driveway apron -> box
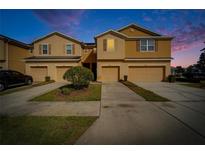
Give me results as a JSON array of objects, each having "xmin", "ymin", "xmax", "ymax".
[{"xmin": 76, "ymin": 82, "xmax": 205, "ymax": 144}]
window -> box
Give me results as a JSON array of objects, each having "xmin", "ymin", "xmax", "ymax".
[
  {"xmin": 42, "ymin": 44, "xmax": 48, "ymax": 54},
  {"xmin": 140, "ymin": 39, "xmax": 155, "ymax": 52},
  {"xmin": 66, "ymin": 44, "xmax": 73, "ymax": 55},
  {"xmin": 107, "ymin": 39, "xmax": 115, "ymax": 52}
]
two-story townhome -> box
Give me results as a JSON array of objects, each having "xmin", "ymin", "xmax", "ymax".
[
  {"xmin": 0, "ymin": 35, "xmax": 32, "ymax": 73},
  {"xmin": 24, "ymin": 32, "xmax": 97, "ymax": 81},
  {"xmin": 1, "ymin": 23, "xmax": 173, "ymax": 82},
  {"xmin": 95, "ymin": 24, "xmax": 173, "ymax": 82}
]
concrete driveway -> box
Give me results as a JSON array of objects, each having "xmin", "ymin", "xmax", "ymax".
[
  {"xmin": 0, "ymin": 82, "xmax": 100, "ymax": 116},
  {"xmin": 76, "ymin": 82, "xmax": 205, "ymax": 144},
  {"xmin": 136, "ymin": 82, "xmax": 205, "ymax": 102}
]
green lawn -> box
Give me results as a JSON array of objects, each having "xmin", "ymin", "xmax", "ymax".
[
  {"xmin": 0, "ymin": 116, "xmax": 97, "ymax": 144},
  {"xmin": 0, "ymin": 80, "xmax": 55, "ymax": 96},
  {"xmin": 30, "ymin": 84, "xmax": 101, "ymax": 102},
  {"xmin": 121, "ymin": 81, "xmax": 170, "ymax": 102}
]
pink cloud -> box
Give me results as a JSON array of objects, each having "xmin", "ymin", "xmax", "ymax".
[{"xmin": 157, "ymin": 22, "xmax": 205, "ymax": 52}]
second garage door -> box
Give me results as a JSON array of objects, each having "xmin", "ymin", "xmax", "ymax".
[
  {"xmin": 101, "ymin": 66, "xmax": 119, "ymax": 82},
  {"xmin": 30, "ymin": 66, "xmax": 48, "ymax": 82},
  {"xmin": 128, "ymin": 66, "xmax": 164, "ymax": 82},
  {"xmin": 56, "ymin": 66, "xmax": 71, "ymax": 82}
]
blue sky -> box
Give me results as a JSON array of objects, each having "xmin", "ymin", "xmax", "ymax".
[{"xmin": 0, "ymin": 9, "xmax": 205, "ymax": 67}]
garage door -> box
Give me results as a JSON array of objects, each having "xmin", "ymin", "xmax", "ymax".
[
  {"xmin": 56, "ymin": 66, "xmax": 71, "ymax": 82},
  {"xmin": 30, "ymin": 66, "xmax": 48, "ymax": 82},
  {"xmin": 101, "ymin": 66, "xmax": 119, "ymax": 82},
  {"xmin": 128, "ymin": 66, "xmax": 164, "ymax": 82}
]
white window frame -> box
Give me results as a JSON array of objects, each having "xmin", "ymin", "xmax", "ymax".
[
  {"xmin": 107, "ymin": 38, "xmax": 115, "ymax": 52},
  {"xmin": 140, "ymin": 39, "xmax": 155, "ymax": 52},
  {"xmin": 42, "ymin": 43, "xmax": 49, "ymax": 55},
  {"xmin": 66, "ymin": 43, "xmax": 73, "ymax": 55}
]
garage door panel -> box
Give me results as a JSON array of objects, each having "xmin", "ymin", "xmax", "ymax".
[
  {"xmin": 56, "ymin": 66, "xmax": 71, "ymax": 82},
  {"xmin": 128, "ymin": 66, "xmax": 164, "ymax": 82},
  {"xmin": 102, "ymin": 67, "xmax": 119, "ymax": 82},
  {"xmin": 30, "ymin": 66, "xmax": 48, "ymax": 82}
]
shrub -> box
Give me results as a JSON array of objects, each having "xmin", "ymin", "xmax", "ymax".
[
  {"xmin": 167, "ymin": 75, "xmax": 176, "ymax": 83},
  {"xmin": 63, "ymin": 66, "xmax": 94, "ymax": 89},
  {"xmin": 61, "ymin": 87, "xmax": 72, "ymax": 95},
  {"xmin": 45, "ymin": 76, "xmax": 51, "ymax": 82}
]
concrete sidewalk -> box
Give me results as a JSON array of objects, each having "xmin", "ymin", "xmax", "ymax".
[
  {"xmin": 76, "ymin": 82, "xmax": 205, "ymax": 144},
  {"xmin": 0, "ymin": 82, "xmax": 100, "ymax": 116}
]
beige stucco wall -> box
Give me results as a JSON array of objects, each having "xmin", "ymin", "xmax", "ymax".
[
  {"xmin": 119, "ymin": 28, "xmax": 151, "ymax": 36},
  {"xmin": 25, "ymin": 61, "xmax": 81, "ymax": 81},
  {"xmin": 125, "ymin": 40, "xmax": 171, "ymax": 58},
  {"xmin": 33, "ymin": 34, "xmax": 82, "ymax": 57},
  {"xmin": 8, "ymin": 44, "xmax": 32, "ymax": 73},
  {"xmin": 97, "ymin": 34, "xmax": 125, "ymax": 60},
  {"xmin": 0, "ymin": 40, "xmax": 5, "ymax": 61},
  {"xmin": 97, "ymin": 60, "xmax": 171, "ymax": 82},
  {"xmin": 0, "ymin": 40, "xmax": 6, "ymax": 69}
]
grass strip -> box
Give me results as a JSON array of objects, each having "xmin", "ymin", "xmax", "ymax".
[{"xmin": 121, "ymin": 81, "xmax": 170, "ymax": 102}]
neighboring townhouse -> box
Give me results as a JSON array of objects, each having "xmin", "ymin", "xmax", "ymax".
[
  {"xmin": 1, "ymin": 23, "xmax": 173, "ymax": 82},
  {"xmin": 95, "ymin": 24, "xmax": 173, "ymax": 82},
  {"xmin": 24, "ymin": 32, "xmax": 97, "ymax": 81},
  {"xmin": 0, "ymin": 35, "xmax": 32, "ymax": 73}
]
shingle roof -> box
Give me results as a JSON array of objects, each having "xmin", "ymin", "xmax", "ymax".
[{"xmin": 0, "ymin": 34, "xmax": 31, "ymax": 49}]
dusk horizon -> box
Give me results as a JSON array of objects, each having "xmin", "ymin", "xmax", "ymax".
[{"xmin": 1, "ymin": 9, "xmax": 205, "ymax": 67}]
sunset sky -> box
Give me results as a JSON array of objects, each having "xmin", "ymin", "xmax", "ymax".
[{"xmin": 0, "ymin": 9, "xmax": 205, "ymax": 67}]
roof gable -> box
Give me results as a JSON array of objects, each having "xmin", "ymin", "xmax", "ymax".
[
  {"xmin": 32, "ymin": 32, "xmax": 82, "ymax": 44},
  {"xmin": 118, "ymin": 23, "xmax": 161, "ymax": 36},
  {"xmin": 95, "ymin": 30, "xmax": 128, "ymax": 39}
]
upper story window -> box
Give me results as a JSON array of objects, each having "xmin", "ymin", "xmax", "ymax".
[
  {"xmin": 42, "ymin": 44, "xmax": 48, "ymax": 54},
  {"xmin": 140, "ymin": 39, "xmax": 155, "ymax": 52},
  {"xmin": 66, "ymin": 44, "xmax": 73, "ymax": 55},
  {"xmin": 104, "ymin": 39, "xmax": 115, "ymax": 52}
]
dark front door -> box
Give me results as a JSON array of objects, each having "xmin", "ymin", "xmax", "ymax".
[
  {"xmin": 92, "ymin": 63, "xmax": 97, "ymax": 81},
  {"xmin": 83, "ymin": 63, "xmax": 90, "ymax": 69}
]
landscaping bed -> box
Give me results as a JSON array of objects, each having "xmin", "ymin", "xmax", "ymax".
[
  {"xmin": 121, "ymin": 81, "xmax": 170, "ymax": 102},
  {"xmin": 0, "ymin": 116, "xmax": 97, "ymax": 144},
  {"xmin": 30, "ymin": 84, "xmax": 101, "ymax": 102},
  {"xmin": 0, "ymin": 80, "xmax": 55, "ymax": 96}
]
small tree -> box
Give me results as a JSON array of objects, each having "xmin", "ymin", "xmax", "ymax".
[
  {"xmin": 197, "ymin": 42, "xmax": 205, "ymax": 72},
  {"xmin": 175, "ymin": 66, "xmax": 185, "ymax": 77},
  {"xmin": 63, "ymin": 66, "xmax": 94, "ymax": 89}
]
